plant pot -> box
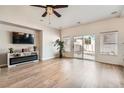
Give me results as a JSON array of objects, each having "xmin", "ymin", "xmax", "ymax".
[
  {"xmin": 59, "ymin": 50, "xmax": 63, "ymax": 58},
  {"xmin": 10, "ymin": 51, "xmax": 13, "ymax": 53}
]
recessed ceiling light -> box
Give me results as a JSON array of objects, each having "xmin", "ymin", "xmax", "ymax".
[
  {"xmin": 40, "ymin": 19, "xmax": 43, "ymax": 21},
  {"xmin": 77, "ymin": 22, "xmax": 81, "ymax": 24}
]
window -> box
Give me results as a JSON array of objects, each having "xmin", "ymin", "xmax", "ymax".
[
  {"xmin": 100, "ymin": 31, "xmax": 118, "ymax": 55},
  {"xmin": 63, "ymin": 37, "xmax": 72, "ymax": 52}
]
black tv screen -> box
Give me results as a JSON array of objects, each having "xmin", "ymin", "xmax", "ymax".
[{"xmin": 12, "ymin": 32, "xmax": 34, "ymax": 44}]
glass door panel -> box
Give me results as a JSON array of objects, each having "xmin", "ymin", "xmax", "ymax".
[
  {"xmin": 73, "ymin": 36, "xmax": 83, "ymax": 59},
  {"xmin": 83, "ymin": 35, "xmax": 95, "ymax": 60},
  {"xmin": 63, "ymin": 37, "xmax": 73, "ymax": 57}
]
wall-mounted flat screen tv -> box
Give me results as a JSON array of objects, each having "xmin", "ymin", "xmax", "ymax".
[{"xmin": 12, "ymin": 32, "xmax": 34, "ymax": 44}]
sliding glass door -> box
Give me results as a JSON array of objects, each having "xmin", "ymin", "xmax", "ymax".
[
  {"xmin": 73, "ymin": 36, "xmax": 83, "ymax": 59},
  {"xmin": 63, "ymin": 35, "xmax": 95, "ymax": 60},
  {"xmin": 83, "ymin": 35, "xmax": 95, "ymax": 60},
  {"xmin": 63, "ymin": 37, "xmax": 73, "ymax": 57},
  {"xmin": 73, "ymin": 35, "xmax": 95, "ymax": 60}
]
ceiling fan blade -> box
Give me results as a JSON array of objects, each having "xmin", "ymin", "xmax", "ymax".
[
  {"xmin": 53, "ymin": 5, "xmax": 68, "ymax": 9},
  {"xmin": 30, "ymin": 5, "xmax": 46, "ymax": 8},
  {"xmin": 42, "ymin": 12, "xmax": 47, "ymax": 17},
  {"xmin": 53, "ymin": 10, "xmax": 61, "ymax": 17}
]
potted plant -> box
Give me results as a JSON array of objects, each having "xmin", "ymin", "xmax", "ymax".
[
  {"xmin": 54, "ymin": 39, "xmax": 64, "ymax": 58},
  {"xmin": 9, "ymin": 48, "xmax": 14, "ymax": 53}
]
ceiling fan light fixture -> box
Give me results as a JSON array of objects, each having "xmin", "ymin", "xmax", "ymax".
[
  {"xmin": 47, "ymin": 7, "xmax": 53, "ymax": 15},
  {"xmin": 31, "ymin": 5, "xmax": 68, "ymax": 17}
]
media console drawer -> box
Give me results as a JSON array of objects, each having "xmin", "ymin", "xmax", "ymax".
[{"xmin": 9, "ymin": 55, "xmax": 38, "ymax": 65}]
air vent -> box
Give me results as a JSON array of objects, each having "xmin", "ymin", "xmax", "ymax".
[{"xmin": 111, "ymin": 11, "xmax": 118, "ymax": 15}]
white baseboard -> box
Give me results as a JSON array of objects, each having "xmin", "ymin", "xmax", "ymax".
[
  {"xmin": 41, "ymin": 56, "xmax": 56, "ymax": 61},
  {"xmin": 95, "ymin": 60, "xmax": 124, "ymax": 67},
  {"xmin": 0, "ymin": 64, "xmax": 7, "ymax": 68}
]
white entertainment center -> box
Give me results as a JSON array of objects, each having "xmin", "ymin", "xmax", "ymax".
[{"xmin": 7, "ymin": 51, "xmax": 39, "ymax": 68}]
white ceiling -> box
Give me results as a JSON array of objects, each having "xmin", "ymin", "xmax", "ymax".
[{"xmin": 0, "ymin": 5, "xmax": 124, "ymax": 30}]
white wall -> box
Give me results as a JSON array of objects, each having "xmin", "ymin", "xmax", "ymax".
[
  {"xmin": 41, "ymin": 27, "xmax": 60, "ymax": 60},
  {"xmin": 61, "ymin": 17, "xmax": 124, "ymax": 66}
]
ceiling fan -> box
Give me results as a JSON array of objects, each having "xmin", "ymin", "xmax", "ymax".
[{"xmin": 31, "ymin": 5, "xmax": 68, "ymax": 17}]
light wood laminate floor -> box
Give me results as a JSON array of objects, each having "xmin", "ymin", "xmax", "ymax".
[{"xmin": 0, "ymin": 58, "xmax": 124, "ymax": 88}]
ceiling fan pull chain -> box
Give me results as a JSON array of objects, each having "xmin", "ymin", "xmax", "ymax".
[{"xmin": 49, "ymin": 14, "xmax": 51, "ymax": 24}]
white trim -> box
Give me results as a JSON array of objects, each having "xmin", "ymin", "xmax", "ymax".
[
  {"xmin": 41, "ymin": 56, "xmax": 56, "ymax": 61},
  {"xmin": 95, "ymin": 60, "xmax": 124, "ymax": 66},
  {"xmin": 0, "ymin": 64, "xmax": 7, "ymax": 67},
  {"xmin": 8, "ymin": 60, "xmax": 39, "ymax": 68}
]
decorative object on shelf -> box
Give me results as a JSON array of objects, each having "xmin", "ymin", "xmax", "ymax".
[
  {"xmin": 9, "ymin": 48, "xmax": 14, "ymax": 53},
  {"xmin": 33, "ymin": 46, "xmax": 37, "ymax": 51},
  {"xmin": 54, "ymin": 39, "xmax": 64, "ymax": 58},
  {"xmin": 13, "ymin": 53, "xmax": 21, "ymax": 57},
  {"xmin": 22, "ymin": 49, "xmax": 24, "ymax": 52}
]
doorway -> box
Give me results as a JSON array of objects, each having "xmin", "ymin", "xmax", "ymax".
[
  {"xmin": 73, "ymin": 36, "xmax": 83, "ymax": 59},
  {"xmin": 83, "ymin": 35, "xmax": 95, "ymax": 60},
  {"xmin": 73, "ymin": 35, "xmax": 95, "ymax": 60}
]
